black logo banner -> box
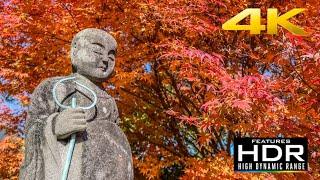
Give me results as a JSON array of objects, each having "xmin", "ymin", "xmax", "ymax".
[{"xmin": 234, "ymin": 138, "xmax": 308, "ymax": 172}]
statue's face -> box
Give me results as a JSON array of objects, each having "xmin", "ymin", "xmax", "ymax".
[{"xmin": 72, "ymin": 33, "xmax": 116, "ymax": 82}]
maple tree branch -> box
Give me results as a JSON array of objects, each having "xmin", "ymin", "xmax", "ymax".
[
  {"xmin": 135, "ymin": 80, "xmax": 170, "ymax": 110},
  {"xmin": 153, "ymin": 60, "xmax": 171, "ymax": 108},
  {"xmin": 212, "ymin": 128, "xmax": 226, "ymax": 151},
  {"xmin": 161, "ymin": 86, "xmax": 201, "ymax": 115},
  {"xmin": 195, "ymin": 75, "xmax": 209, "ymax": 104},
  {"xmin": 134, "ymin": 131, "xmax": 184, "ymax": 157},
  {"xmin": 130, "ymin": 31, "xmax": 144, "ymax": 43},
  {"xmin": 183, "ymin": 128, "xmax": 216, "ymax": 157},
  {"xmin": 165, "ymin": 70, "xmax": 192, "ymax": 116},
  {"xmin": 226, "ymin": 129, "xmax": 234, "ymax": 156},
  {"xmin": 169, "ymin": 121, "xmax": 190, "ymax": 156},
  {"xmin": 289, "ymin": 57, "xmax": 319, "ymax": 95},
  {"xmin": 189, "ymin": 86, "xmax": 204, "ymax": 104},
  {"xmin": 185, "ymin": 130, "xmax": 217, "ymax": 157},
  {"xmin": 114, "ymin": 2, "xmax": 125, "ymax": 12},
  {"xmin": 184, "ymin": 137, "xmax": 203, "ymax": 158},
  {"xmin": 120, "ymin": 86, "xmax": 163, "ymax": 110},
  {"xmin": 47, "ymin": 33, "xmax": 71, "ymax": 43},
  {"xmin": 60, "ymin": 3, "xmax": 80, "ymax": 31},
  {"xmin": 21, "ymin": 30, "xmax": 71, "ymax": 43}
]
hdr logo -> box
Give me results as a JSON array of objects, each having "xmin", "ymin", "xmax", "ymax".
[
  {"xmin": 234, "ymin": 138, "xmax": 308, "ymax": 172},
  {"xmin": 222, "ymin": 8, "xmax": 307, "ymax": 35}
]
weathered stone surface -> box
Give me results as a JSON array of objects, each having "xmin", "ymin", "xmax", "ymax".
[{"xmin": 19, "ymin": 28, "xmax": 133, "ymax": 180}]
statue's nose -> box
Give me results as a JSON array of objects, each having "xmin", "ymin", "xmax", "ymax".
[{"xmin": 102, "ymin": 59, "xmax": 109, "ymax": 68}]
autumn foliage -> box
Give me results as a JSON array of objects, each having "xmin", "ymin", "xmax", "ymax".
[{"xmin": 0, "ymin": 0, "xmax": 320, "ymax": 179}]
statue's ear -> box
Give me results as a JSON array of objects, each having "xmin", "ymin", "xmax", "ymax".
[
  {"xmin": 114, "ymin": 49, "xmax": 117, "ymax": 56},
  {"xmin": 108, "ymin": 49, "xmax": 116, "ymax": 56}
]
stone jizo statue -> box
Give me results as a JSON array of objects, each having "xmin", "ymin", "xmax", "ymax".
[{"xmin": 19, "ymin": 28, "xmax": 133, "ymax": 180}]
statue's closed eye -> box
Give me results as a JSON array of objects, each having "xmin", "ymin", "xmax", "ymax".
[
  {"xmin": 93, "ymin": 51, "xmax": 103, "ymax": 55},
  {"xmin": 91, "ymin": 42, "xmax": 104, "ymax": 55},
  {"xmin": 92, "ymin": 42, "xmax": 105, "ymax": 49}
]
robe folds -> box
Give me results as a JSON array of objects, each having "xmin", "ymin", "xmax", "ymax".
[{"xmin": 19, "ymin": 73, "xmax": 133, "ymax": 180}]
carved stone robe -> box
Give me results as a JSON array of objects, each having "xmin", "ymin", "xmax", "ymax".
[{"xmin": 19, "ymin": 73, "xmax": 133, "ymax": 180}]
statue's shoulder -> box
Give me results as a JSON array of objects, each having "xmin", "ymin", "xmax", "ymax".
[
  {"xmin": 32, "ymin": 75, "xmax": 69, "ymax": 97},
  {"xmin": 37, "ymin": 75, "xmax": 70, "ymax": 87}
]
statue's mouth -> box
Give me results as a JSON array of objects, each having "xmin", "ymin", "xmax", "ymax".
[{"xmin": 99, "ymin": 64, "xmax": 108, "ymax": 72}]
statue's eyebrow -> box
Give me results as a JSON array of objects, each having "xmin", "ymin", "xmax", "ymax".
[
  {"xmin": 108, "ymin": 50, "xmax": 116, "ymax": 55},
  {"xmin": 91, "ymin": 42, "xmax": 105, "ymax": 49}
]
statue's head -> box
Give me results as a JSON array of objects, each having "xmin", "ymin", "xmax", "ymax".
[{"xmin": 71, "ymin": 28, "xmax": 117, "ymax": 82}]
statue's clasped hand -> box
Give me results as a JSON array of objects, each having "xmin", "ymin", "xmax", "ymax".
[{"xmin": 54, "ymin": 108, "xmax": 88, "ymax": 140}]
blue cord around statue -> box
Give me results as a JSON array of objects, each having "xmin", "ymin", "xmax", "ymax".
[{"xmin": 52, "ymin": 76, "xmax": 97, "ymax": 180}]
